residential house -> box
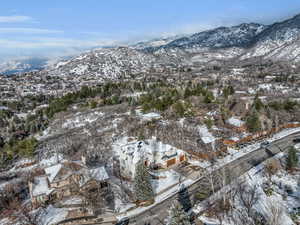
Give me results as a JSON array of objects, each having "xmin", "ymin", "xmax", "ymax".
[
  {"xmin": 226, "ymin": 116, "xmax": 247, "ymax": 132},
  {"xmin": 114, "ymin": 137, "xmax": 187, "ymax": 179},
  {"xmin": 29, "ymin": 160, "xmax": 109, "ymax": 208}
]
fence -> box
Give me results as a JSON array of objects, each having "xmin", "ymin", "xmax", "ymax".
[{"xmin": 223, "ymin": 123, "xmax": 300, "ymax": 146}]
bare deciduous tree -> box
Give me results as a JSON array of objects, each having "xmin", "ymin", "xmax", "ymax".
[
  {"xmin": 267, "ymin": 201, "xmax": 284, "ymax": 225},
  {"xmin": 70, "ymin": 173, "xmax": 107, "ymax": 216},
  {"xmin": 230, "ymin": 179, "xmax": 261, "ymax": 225},
  {"xmin": 264, "ymin": 158, "xmax": 281, "ymax": 182}
]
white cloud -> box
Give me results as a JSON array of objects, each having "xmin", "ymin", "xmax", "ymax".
[
  {"xmin": 0, "ymin": 28, "xmax": 63, "ymax": 34},
  {"xmin": 0, "ymin": 37, "xmax": 118, "ymax": 49},
  {"xmin": 0, "ymin": 15, "xmax": 32, "ymax": 23}
]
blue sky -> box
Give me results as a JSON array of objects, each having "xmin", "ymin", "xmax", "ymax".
[{"xmin": 1, "ymin": 0, "xmax": 300, "ymax": 59}]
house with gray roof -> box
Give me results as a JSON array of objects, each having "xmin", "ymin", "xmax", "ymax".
[{"xmin": 29, "ymin": 160, "xmax": 109, "ymax": 208}]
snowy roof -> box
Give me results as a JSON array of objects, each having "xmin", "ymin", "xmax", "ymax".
[
  {"xmin": 226, "ymin": 116, "xmax": 245, "ymax": 127},
  {"xmin": 198, "ymin": 125, "xmax": 216, "ymax": 144},
  {"xmin": 0, "ymin": 106, "xmax": 8, "ymax": 110},
  {"xmin": 115, "ymin": 137, "xmax": 183, "ymax": 166},
  {"xmin": 89, "ymin": 167, "xmax": 109, "ymax": 181},
  {"xmin": 136, "ymin": 109, "xmax": 161, "ymax": 121},
  {"xmin": 45, "ymin": 164, "xmax": 62, "ymax": 183},
  {"xmin": 78, "ymin": 167, "xmax": 109, "ymax": 187},
  {"xmin": 32, "ymin": 176, "xmax": 53, "ymax": 197}
]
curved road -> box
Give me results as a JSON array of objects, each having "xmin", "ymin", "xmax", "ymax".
[{"xmin": 123, "ymin": 133, "xmax": 298, "ymax": 225}]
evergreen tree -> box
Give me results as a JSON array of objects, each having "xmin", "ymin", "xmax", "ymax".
[
  {"xmin": 203, "ymin": 91, "xmax": 214, "ymax": 104},
  {"xmin": 223, "ymin": 85, "xmax": 235, "ymax": 99},
  {"xmin": 287, "ymin": 147, "xmax": 299, "ymax": 170},
  {"xmin": 0, "ymin": 136, "xmax": 4, "ymax": 148},
  {"xmin": 246, "ymin": 111, "xmax": 261, "ymax": 133},
  {"xmin": 173, "ymin": 102, "xmax": 185, "ymax": 117},
  {"xmin": 166, "ymin": 202, "xmax": 192, "ymax": 225},
  {"xmin": 253, "ymin": 94, "xmax": 264, "ymax": 112},
  {"xmin": 134, "ymin": 160, "xmax": 154, "ymax": 202}
]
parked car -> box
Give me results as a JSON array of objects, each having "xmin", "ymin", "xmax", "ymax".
[
  {"xmin": 116, "ymin": 217, "xmax": 129, "ymax": 225},
  {"xmin": 293, "ymin": 137, "xmax": 300, "ymax": 143},
  {"xmin": 260, "ymin": 141, "xmax": 270, "ymax": 148}
]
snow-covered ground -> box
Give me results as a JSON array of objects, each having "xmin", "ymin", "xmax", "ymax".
[
  {"xmin": 150, "ymin": 170, "xmax": 181, "ymax": 194},
  {"xmin": 0, "ymin": 218, "xmax": 10, "ymax": 225},
  {"xmin": 39, "ymin": 154, "xmax": 64, "ymax": 167},
  {"xmin": 37, "ymin": 205, "xmax": 69, "ymax": 225},
  {"xmin": 116, "ymin": 178, "xmax": 194, "ymax": 219},
  {"xmin": 62, "ymin": 111, "xmax": 104, "ymax": 129},
  {"xmin": 193, "ymin": 144, "xmax": 300, "ymax": 225},
  {"xmin": 117, "ymin": 127, "xmax": 300, "ymax": 221},
  {"xmin": 135, "ymin": 109, "xmax": 161, "ymax": 121},
  {"xmin": 35, "ymin": 110, "xmax": 105, "ymax": 141}
]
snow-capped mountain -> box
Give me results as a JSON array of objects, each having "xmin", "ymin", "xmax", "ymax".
[
  {"xmin": 48, "ymin": 47, "xmax": 159, "ymax": 80},
  {"xmin": 0, "ymin": 57, "xmax": 48, "ymax": 75},
  {"xmin": 161, "ymin": 23, "xmax": 267, "ymax": 49},
  {"xmin": 31, "ymin": 13, "xmax": 300, "ymax": 80},
  {"xmin": 241, "ymin": 14, "xmax": 300, "ymax": 61},
  {"xmin": 132, "ymin": 35, "xmax": 183, "ymax": 49},
  {"xmin": 149, "ymin": 14, "xmax": 300, "ymax": 64}
]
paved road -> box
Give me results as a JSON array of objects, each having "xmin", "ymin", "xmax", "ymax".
[{"xmin": 125, "ymin": 133, "xmax": 297, "ymax": 225}]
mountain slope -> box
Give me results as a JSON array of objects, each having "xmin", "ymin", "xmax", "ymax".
[
  {"xmin": 39, "ymin": 13, "xmax": 300, "ymax": 80},
  {"xmin": 0, "ymin": 57, "xmax": 48, "ymax": 75},
  {"xmin": 163, "ymin": 23, "xmax": 266, "ymax": 49},
  {"xmin": 241, "ymin": 14, "xmax": 300, "ymax": 61},
  {"xmin": 47, "ymin": 47, "xmax": 159, "ymax": 80}
]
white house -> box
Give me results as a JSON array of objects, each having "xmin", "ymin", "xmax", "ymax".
[{"xmin": 113, "ymin": 137, "xmax": 187, "ymax": 179}]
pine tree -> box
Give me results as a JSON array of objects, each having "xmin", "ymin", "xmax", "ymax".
[
  {"xmin": 253, "ymin": 94, "xmax": 264, "ymax": 112},
  {"xmin": 134, "ymin": 160, "xmax": 154, "ymax": 203},
  {"xmin": 287, "ymin": 147, "xmax": 299, "ymax": 170},
  {"xmin": 246, "ymin": 111, "xmax": 261, "ymax": 133},
  {"xmin": 166, "ymin": 203, "xmax": 192, "ymax": 225}
]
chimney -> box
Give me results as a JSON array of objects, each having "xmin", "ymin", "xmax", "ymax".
[{"xmin": 81, "ymin": 155, "xmax": 87, "ymax": 165}]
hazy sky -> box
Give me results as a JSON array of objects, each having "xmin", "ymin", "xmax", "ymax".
[{"xmin": 1, "ymin": 0, "xmax": 300, "ymax": 59}]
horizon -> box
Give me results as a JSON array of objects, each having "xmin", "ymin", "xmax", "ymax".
[{"xmin": 1, "ymin": 0, "xmax": 300, "ymax": 61}]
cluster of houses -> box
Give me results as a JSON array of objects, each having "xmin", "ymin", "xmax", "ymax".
[{"xmin": 29, "ymin": 158, "xmax": 109, "ymax": 208}]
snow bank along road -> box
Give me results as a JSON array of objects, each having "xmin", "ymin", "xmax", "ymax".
[{"xmin": 124, "ymin": 130, "xmax": 300, "ymax": 225}]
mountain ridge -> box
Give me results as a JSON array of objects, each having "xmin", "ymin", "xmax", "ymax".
[{"xmin": 3, "ymin": 13, "xmax": 300, "ymax": 76}]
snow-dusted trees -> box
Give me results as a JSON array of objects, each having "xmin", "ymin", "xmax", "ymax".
[
  {"xmin": 166, "ymin": 202, "xmax": 192, "ymax": 225},
  {"xmin": 133, "ymin": 160, "xmax": 154, "ymax": 204},
  {"xmin": 231, "ymin": 181, "xmax": 262, "ymax": 225},
  {"xmin": 266, "ymin": 201, "xmax": 284, "ymax": 225},
  {"xmin": 265, "ymin": 158, "xmax": 281, "ymax": 182},
  {"xmin": 70, "ymin": 175, "xmax": 107, "ymax": 215}
]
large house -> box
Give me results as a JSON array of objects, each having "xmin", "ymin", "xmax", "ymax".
[
  {"xmin": 29, "ymin": 160, "xmax": 109, "ymax": 208},
  {"xmin": 226, "ymin": 116, "xmax": 247, "ymax": 132},
  {"xmin": 114, "ymin": 137, "xmax": 187, "ymax": 179}
]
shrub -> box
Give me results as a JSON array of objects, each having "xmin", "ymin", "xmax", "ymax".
[{"xmin": 204, "ymin": 118, "xmax": 214, "ymax": 129}]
